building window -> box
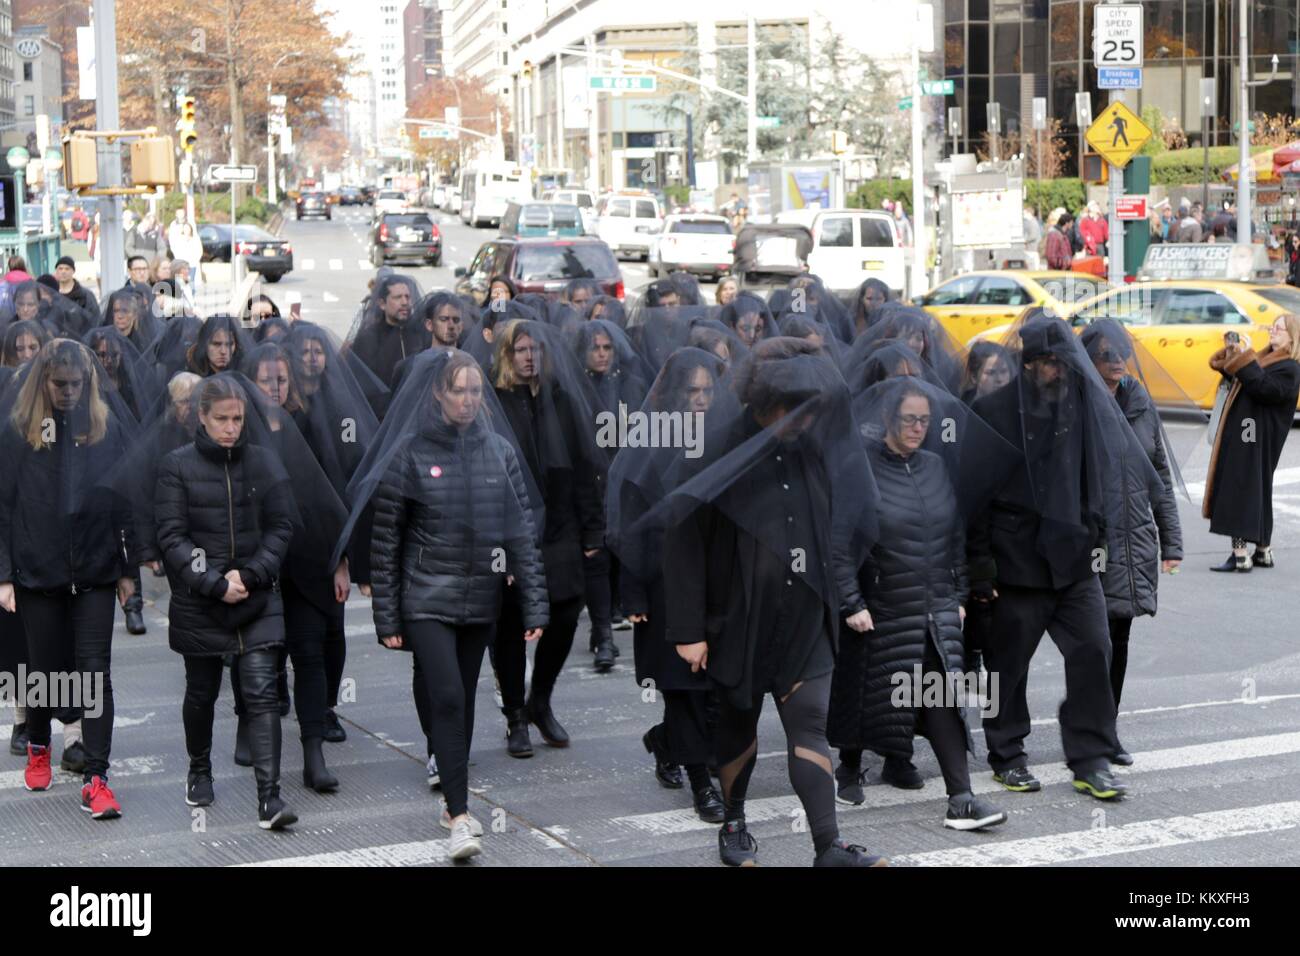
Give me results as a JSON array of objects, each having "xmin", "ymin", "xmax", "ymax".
[
  {"xmin": 23, "ymin": 94, "xmax": 33, "ymax": 116},
  {"xmin": 22, "ymin": 60, "xmax": 30, "ymax": 81}
]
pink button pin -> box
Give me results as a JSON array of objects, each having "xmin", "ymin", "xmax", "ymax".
[{"xmin": 430, "ymin": 465, "xmax": 443, "ymax": 478}]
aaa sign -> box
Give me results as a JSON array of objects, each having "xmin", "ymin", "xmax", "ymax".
[{"xmin": 1085, "ymin": 102, "xmax": 1152, "ymax": 169}]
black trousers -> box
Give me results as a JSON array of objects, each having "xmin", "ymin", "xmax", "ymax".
[
  {"xmin": 282, "ymin": 578, "xmax": 346, "ymax": 740},
  {"xmin": 493, "ymin": 593, "xmax": 582, "ymax": 711},
  {"xmin": 19, "ymin": 587, "xmax": 117, "ymax": 781},
  {"xmin": 183, "ymin": 648, "xmax": 281, "ymax": 800},
  {"xmin": 982, "ymin": 577, "xmax": 1118, "ymax": 775},
  {"xmin": 412, "ymin": 654, "xmax": 433, "ymax": 757},
  {"xmin": 582, "ymin": 548, "xmax": 612, "ymax": 632},
  {"xmin": 405, "ymin": 620, "xmax": 493, "ymax": 817},
  {"xmin": 1108, "ymin": 616, "xmax": 1133, "ymax": 708}
]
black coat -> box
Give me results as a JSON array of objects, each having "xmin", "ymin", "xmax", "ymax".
[
  {"xmin": 1203, "ymin": 347, "xmax": 1300, "ymax": 544},
  {"xmin": 369, "ymin": 414, "xmax": 548, "ymax": 639},
  {"xmin": 0, "ymin": 414, "xmax": 135, "ymax": 592},
  {"xmin": 351, "ymin": 320, "xmax": 429, "ymax": 390},
  {"xmin": 497, "ymin": 383, "xmax": 603, "ymax": 602},
  {"xmin": 154, "ymin": 427, "xmax": 296, "ymax": 657},
  {"xmin": 969, "ymin": 382, "xmax": 1103, "ymax": 590},
  {"xmin": 1100, "ymin": 380, "xmax": 1182, "ymax": 619},
  {"xmin": 828, "ymin": 446, "xmax": 968, "ymax": 756},
  {"xmin": 663, "ymin": 418, "xmax": 838, "ymax": 709}
]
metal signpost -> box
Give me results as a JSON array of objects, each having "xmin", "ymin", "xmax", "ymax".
[
  {"xmin": 210, "ymin": 164, "xmax": 258, "ymax": 288},
  {"xmin": 1092, "ymin": 2, "xmax": 1144, "ymax": 284}
]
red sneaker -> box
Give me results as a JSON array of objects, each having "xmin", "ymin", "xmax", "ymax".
[
  {"xmin": 24, "ymin": 744, "xmax": 51, "ymax": 792},
  {"xmin": 81, "ymin": 776, "xmax": 121, "ymax": 820}
]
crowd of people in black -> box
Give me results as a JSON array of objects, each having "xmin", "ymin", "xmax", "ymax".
[{"xmin": 1, "ymin": 261, "xmax": 1297, "ymax": 866}]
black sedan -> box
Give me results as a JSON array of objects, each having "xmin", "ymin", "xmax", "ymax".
[
  {"xmin": 296, "ymin": 191, "xmax": 331, "ymax": 220},
  {"xmin": 197, "ymin": 223, "xmax": 294, "ymax": 282},
  {"xmin": 338, "ymin": 186, "xmax": 364, "ymax": 206}
]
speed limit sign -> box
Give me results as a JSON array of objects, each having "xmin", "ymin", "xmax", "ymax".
[{"xmin": 1093, "ymin": 4, "xmax": 1143, "ymax": 67}]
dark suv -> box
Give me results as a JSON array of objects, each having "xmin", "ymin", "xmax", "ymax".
[
  {"xmin": 370, "ymin": 211, "xmax": 441, "ymax": 267},
  {"xmin": 296, "ymin": 191, "xmax": 331, "ymax": 221},
  {"xmin": 454, "ymin": 237, "xmax": 623, "ymax": 304}
]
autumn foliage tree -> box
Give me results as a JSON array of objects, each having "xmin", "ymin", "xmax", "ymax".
[{"xmin": 406, "ymin": 75, "xmax": 509, "ymax": 177}]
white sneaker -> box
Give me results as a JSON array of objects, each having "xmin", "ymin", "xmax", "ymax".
[
  {"xmin": 440, "ymin": 805, "xmax": 483, "ymax": 836},
  {"xmin": 447, "ymin": 817, "xmax": 482, "ymax": 860},
  {"xmin": 427, "ymin": 755, "xmax": 440, "ymax": 790}
]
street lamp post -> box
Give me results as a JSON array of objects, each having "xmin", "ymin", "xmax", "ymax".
[
  {"xmin": 6, "ymin": 146, "xmax": 30, "ymax": 269},
  {"xmin": 267, "ymin": 51, "xmax": 303, "ymax": 206}
]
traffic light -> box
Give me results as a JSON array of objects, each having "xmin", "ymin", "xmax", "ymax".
[
  {"xmin": 132, "ymin": 136, "xmax": 177, "ymax": 187},
  {"xmin": 522, "ymin": 60, "xmax": 533, "ymax": 83},
  {"xmin": 177, "ymin": 96, "xmax": 198, "ymax": 153},
  {"xmin": 1080, "ymin": 152, "xmax": 1108, "ymax": 185},
  {"xmin": 830, "ymin": 130, "xmax": 849, "ymax": 155},
  {"xmin": 63, "ymin": 135, "xmax": 98, "ymax": 190}
]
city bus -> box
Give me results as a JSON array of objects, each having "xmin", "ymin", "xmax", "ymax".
[{"xmin": 458, "ymin": 161, "xmax": 532, "ymax": 228}]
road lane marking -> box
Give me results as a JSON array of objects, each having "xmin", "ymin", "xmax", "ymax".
[
  {"xmin": 358, "ymin": 259, "xmax": 371, "ymax": 270},
  {"xmin": 323, "ymin": 292, "xmax": 340, "ymax": 303},
  {"xmin": 329, "ymin": 259, "xmax": 343, "ymax": 271},
  {"xmin": 604, "ymin": 730, "xmax": 1300, "ymax": 836},
  {"xmin": 893, "ymin": 800, "xmax": 1300, "ymax": 867},
  {"xmin": 0, "ymin": 754, "xmax": 165, "ymax": 791},
  {"xmin": 235, "ymin": 839, "xmax": 453, "ymax": 867},
  {"xmin": 301, "ymin": 259, "xmax": 315, "ymax": 270}
]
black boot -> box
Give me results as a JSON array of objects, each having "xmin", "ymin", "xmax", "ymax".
[
  {"xmin": 302, "ymin": 736, "xmax": 339, "ymax": 792},
  {"xmin": 526, "ymin": 692, "xmax": 570, "ymax": 748},
  {"xmin": 504, "ymin": 707, "xmax": 533, "ymax": 758},
  {"xmin": 1210, "ymin": 552, "xmax": 1252, "ymax": 573},
  {"xmin": 186, "ymin": 748, "xmax": 214, "ymax": 807},
  {"xmin": 247, "ymin": 710, "xmax": 297, "ymax": 829},
  {"xmin": 124, "ymin": 572, "xmax": 146, "ymax": 634},
  {"xmin": 642, "ymin": 727, "xmax": 682, "ymax": 788},
  {"xmin": 592, "ymin": 625, "xmax": 616, "ymax": 673},
  {"xmin": 234, "ymin": 717, "xmax": 252, "ymax": 767}
]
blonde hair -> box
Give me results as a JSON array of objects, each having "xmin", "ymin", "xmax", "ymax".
[
  {"xmin": 11, "ymin": 339, "xmax": 109, "ymax": 450},
  {"xmin": 168, "ymin": 371, "xmax": 201, "ymax": 404},
  {"xmin": 491, "ymin": 319, "xmax": 542, "ymax": 393},
  {"xmin": 1275, "ymin": 313, "xmax": 1300, "ymax": 362}
]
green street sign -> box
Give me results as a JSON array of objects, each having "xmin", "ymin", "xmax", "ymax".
[
  {"xmin": 756, "ymin": 116, "xmax": 781, "ymax": 128},
  {"xmin": 922, "ymin": 80, "xmax": 955, "ymax": 95},
  {"xmin": 589, "ymin": 74, "xmax": 657, "ymax": 92},
  {"xmin": 898, "ymin": 97, "xmax": 913, "ymax": 111}
]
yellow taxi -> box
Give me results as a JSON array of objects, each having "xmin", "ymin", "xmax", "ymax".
[
  {"xmin": 917, "ymin": 270, "xmax": 1112, "ymax": 345},
  {"xmin": 969, "ymin": 245, "xmax": 1300, "ymax": 410}
]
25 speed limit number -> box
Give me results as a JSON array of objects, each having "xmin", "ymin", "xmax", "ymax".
[{"xmin": 1094, "ymin": 4, "xmax": 1144, "ymax": 68}]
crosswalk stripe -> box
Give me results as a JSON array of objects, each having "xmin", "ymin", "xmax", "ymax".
[
  {"xmin": 301, "ymin": 259, "xmax": 315, "ymax": 270},
  {"xmin": 329, "ymin": 259, "xmax": 343, "ymax": 271},
  {"xmin": 604, "ymin": 730, "xmax": 1300, "ymax": 837},
  {"xmin": 234, "ymin": 838, "xmax": 452, "ymax": 867},
  {"xmin": 0, "ymin": 754, "xmax": 165, "ymax": 792},
  {"xmin": 357, "ymin": 258, "xmax": 371, "ymax": 271},
  {"xmin": 893, "ymin": 800, "xmax": 1300, "ymax": 867}
]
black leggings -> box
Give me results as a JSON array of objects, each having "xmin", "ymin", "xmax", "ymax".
[
  {"xmin": 19, "ymin": 588, "xmax": 116, "ymax": 781},
  {"xmin": 281, "ymin": 578, "xmax": 346, "ymax": 740},
  {"xmin": 405, "ymin": 620, "xmax": 493, "ymax": 817},
  {"xmin": 714, "ymin": 672, "xmax": 839, "ymax": 855},
  {"xmin": 1108, "ymin": 616, "xmax": 1133, "ymax": 708},
  {"xmin": 493, "ymin": 593, "xmax": 582, "ymax": 710}
]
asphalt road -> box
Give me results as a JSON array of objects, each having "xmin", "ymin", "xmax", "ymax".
[{"xmin": 3, "ymin": 209, "xmax": 1299, "ymax": 867}]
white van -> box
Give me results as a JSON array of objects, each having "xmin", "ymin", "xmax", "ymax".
[
  {"xmin": 459, "ymin": 162, "xmax": 533, "ymax": 228},
  {"xmin": 775, "ymin": 208, "xmax": 907, "ymax": 299},
  {"xmin": 596, "ymin": 191, "xmax": 664, "ymax": 260}
]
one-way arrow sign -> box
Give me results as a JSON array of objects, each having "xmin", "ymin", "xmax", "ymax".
[{"xmin": 209, "ymin": 164, "xmax": 258, "ymax": 183}]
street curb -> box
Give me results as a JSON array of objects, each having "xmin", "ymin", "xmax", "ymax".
[{"xmin": 267, "ymin": 208, "xmax": 286, "ymax": 235}]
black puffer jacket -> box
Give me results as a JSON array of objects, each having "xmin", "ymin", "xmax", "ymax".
[
  {"xmin": 828, "ymin": 445, "xmax": 968, "ymax": 757},
  {"xmin": 0, "ymin": 414, "xmax": 135, "ymax": 592},
  {"xmin": 370, "ymin": 412, "xmax": 548, "ymax": 639},
  {"xmin": 154, "ymin": 426, "xmax": 296, "ymax": 657},
  {"xmin": 1101, "ymin": 379, "xmax": 1182, "ymax": 619}
]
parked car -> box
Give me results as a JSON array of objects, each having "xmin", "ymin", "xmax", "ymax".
[
  {"xmin": 499, "ymin": 202, "xmax": 585, "ymax": 238},
  {"xmin": 775, "ymin": 208, "xmax": 907, "ymax": 299},
  {"xmin": 650, "ymin": 213, "xmax": 734, "ymax": 280},
  {"xmin": 338, "ymin": 186, "xmax": 364, "ymax": 206},
  {"xmin": 454, "ymin": 236, "xmax": 624, "ymax": 305},
  {"xmin": 197, "ymin": 223, "xmax": 294, "ymax": 282},
  {"xmin": 374, "ymin": 189, "xmax": 409, "ymax": 216},
  {"xmin": 370, "ymin": 211, "xmax": 441, "ymax": 268},
  {"xmin": 296, "ymin": 191, "xmax": 331, "ymax": 221},
  {"xmin": 595, "ymin": 190, "xmax": 664, "ymax": 260}
]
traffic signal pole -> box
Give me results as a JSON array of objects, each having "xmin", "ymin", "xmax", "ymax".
[{"xmin": 93, "ymin": 0, "xmax": 125, "ymax": 295}]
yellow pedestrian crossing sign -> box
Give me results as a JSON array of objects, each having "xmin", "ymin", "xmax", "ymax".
[{"xmin": 1085, "ymin": 101, "xmax": 1152, "ymax": 169}]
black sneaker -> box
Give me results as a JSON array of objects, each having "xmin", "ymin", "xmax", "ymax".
[
  {"xmin": 1110, "ymin": 744, "xmax": 1134, "ymax": 767},
  {"xmin": 258, "ymin": 795, "xmax": 299, "ymax": 830},
  {"xmin": 814, "ymin": 842, "xmax": 889, "ymax": 867},
  {"xmin": 943, "ymin": 793, "xmax": 1008, "ymax": 831},
  {"xmin": 186, "ymin": 773, "xmax": 214, "ymax": 808},
  {"xmin": 60, "ymin": 740, "xmax": 87, "ymax": 774},
  {"xmin": 322, "ymin": 709, "xmax": 347, "ymax": 744},
  {"xmin": 835, "ymin": 763, "xmax": 868, "ymax": 805},
  {"xmin": 693, "ymin": 786, "xmax": 725, "ymax": 824},
  {"xmin": 880, "ymin": 756, "xmax": 924, "ymax": 790},
  {"xmin": 9, "ymin": 722, "xmax": 28, "ymax": 757},
  {"xmin": 1073, "ymin": 768, "xmax": 1127, "ymax": 800},
  {"xmin": 718, "ymin": 820, "xmax": 758, "ymax": 867},
  {"xmin": 993, "ymin": 767, "xmax": 1041, "ymax": 792}
]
